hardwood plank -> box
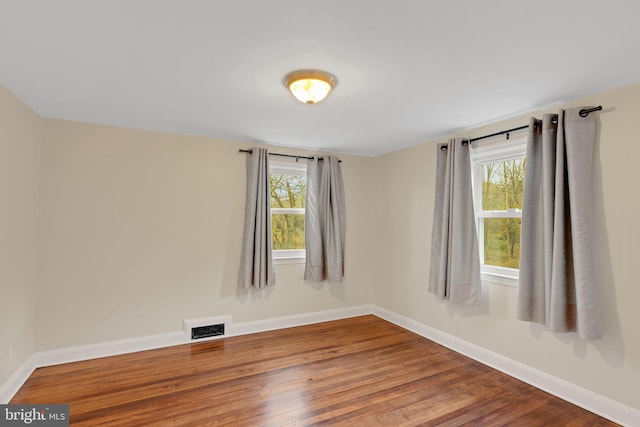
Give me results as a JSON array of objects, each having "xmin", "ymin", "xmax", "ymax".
[{"xmin": 11, "ymin": 315, "xmax": 618, "ymax": 426}]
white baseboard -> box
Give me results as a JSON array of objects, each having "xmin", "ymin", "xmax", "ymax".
[
  {"xmin": 0, "ymin": 355, "xmax": 37, "ymax": 404},
  {"xmin": 2, "ymin": 304, "xmax": 638, "ymax": 426},
  {"xmin": 228, "ymin": 305, "xmax": 372, "ymax": 337},
  {"xmin": 33, "ymin": 331, "xmax": 189, "ymax": 369},
  {"xmin": 371, "ymin": 305, "xmax": 640, "ymax": 427}
]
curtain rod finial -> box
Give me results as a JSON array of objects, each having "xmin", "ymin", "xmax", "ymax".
[{"xmin": 579, "ymin": 105, "xmax": 603, "ymax": 118}]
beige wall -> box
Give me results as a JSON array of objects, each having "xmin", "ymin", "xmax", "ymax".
[
  {"xmin": 36, "ymin": 120, "xmax": 375, "ymax": 350},
  {"xmin": 372, "ymin": 83, "xmax": 640, "ymax": 410},
  {"xmin": 0, "ymin": 86, "xmax": 41, "ymax": 385}
]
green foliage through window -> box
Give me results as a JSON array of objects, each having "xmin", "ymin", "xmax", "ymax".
[
  {"xmin": 270, "ymin": 173, "xmax": 306, "ymax": 250},
  {"xmin": 271, "ymin": 214, "xmax": 305, "ymax": 250},
  {"xmin": 481, "ymin": 159, "xmax": 525, "ymax": 269},
  {"xmin": 484, "ymin": 218, "xmax": 521, "ymax": 269}
]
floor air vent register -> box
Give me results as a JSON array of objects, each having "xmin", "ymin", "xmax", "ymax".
[{"xmin": 191, "ymin": 324, "xmax": 225, "ymax": 340}]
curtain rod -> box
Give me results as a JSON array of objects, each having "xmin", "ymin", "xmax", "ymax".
[
  {"xmin": 238, "ymin": 149, "xmax": 341, "ymax": 163},
  {"xmin": 467, "ymin": 106, "xmax": 603, "ymax": 144}
]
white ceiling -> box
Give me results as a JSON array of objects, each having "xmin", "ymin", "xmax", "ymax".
[{"xmin": 1, "ymin": 1, "xmax": 639, "ymax": 156}]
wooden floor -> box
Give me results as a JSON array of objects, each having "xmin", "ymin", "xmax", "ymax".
[{"xmin": 12, "ymin": 315, "xmax": 616, "ymax": 426}]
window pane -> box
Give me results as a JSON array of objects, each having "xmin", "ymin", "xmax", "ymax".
[
  {"xmin": 272, "ymin": 214, "xmax": 305, "ymax": 250},
  {"xmin": 482, "ymin": 159, "xmax": 526, "ymax": 211},
  {"xmin": 483, "ymin": 218, "xmax": 521, "ymax": 269},
  {"xmin": 270, "ymin": 174, "xmax": 306, "ymax": 208},
  {"xmin": 270, "ymin": 172, "xmax": 306, "ymax": 251}
]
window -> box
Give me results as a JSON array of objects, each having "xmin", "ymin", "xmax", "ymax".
[
  {"xmin": 269, "ymin": 158, "xmax": 307, "ymax": 262},
  {"xmin": 471, "ymin": 134, "xmax": 527, "ymax": 286}
]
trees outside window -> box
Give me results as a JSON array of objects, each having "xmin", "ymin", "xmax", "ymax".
[
  {"xmin": 471, "ymin": 134, "xmax": 527, "ymax": 285},
  {"xmin": 269, "ymin": 159, "xmax": 306, "ymax": 260},
  {"xmin": 481, "ymin": 159, "xmax": 525, "ymax": 269}
]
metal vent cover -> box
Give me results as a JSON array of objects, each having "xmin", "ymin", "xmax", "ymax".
[{"xmin": 191, "ymin": 324, "xmax": 225, "ymax": 340}]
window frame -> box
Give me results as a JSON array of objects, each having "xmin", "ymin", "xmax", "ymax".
[
  {"xmin": 470, "ymin": 133, "xmax": 527, "ymax": 287},
  {"xmin": 269, "ymin": 158, "xmax": 307, "ymax": 264}
]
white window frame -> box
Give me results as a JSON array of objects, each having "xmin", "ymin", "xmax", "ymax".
[
  {"xmin": 269, "ymin": 158, "xmax": 307, "ymax": 264},
  {"xmin": 470, "ymin": 133, "xmax": 527, "ymax": 287}
]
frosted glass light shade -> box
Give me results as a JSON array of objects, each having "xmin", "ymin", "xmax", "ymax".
[{"xmin": 284, "ymin": 70, "xmax": 336, "ymax": 104}]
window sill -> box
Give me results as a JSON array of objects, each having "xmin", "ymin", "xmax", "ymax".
[
  {"xmin": 274, "ymin": 256, "xmax": 305, "ymax": 265},
  {"xmin": 481, "ymin": 272, "xmax": 518, "ymax": 288}
]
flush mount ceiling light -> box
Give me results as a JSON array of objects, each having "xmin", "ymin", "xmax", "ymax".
[{"xmin": 283, "ymin": 69, "xmax": 337, "ymax": 105}]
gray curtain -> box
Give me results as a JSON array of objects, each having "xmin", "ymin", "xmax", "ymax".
[
  {"xmin": 429, "ymin": 138, "xmax": 481, "ymax": 304},
  {"xmin": 304, "ymin": 156, "xmax": 346, "ymax": 282},
  {"xmin": 239, "ymin": 148, "xmax": 275, "ymax": 289},
  {"xmin": 517, "ymin": 107, "xmax": 601, "ymax": 339}
]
